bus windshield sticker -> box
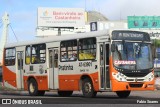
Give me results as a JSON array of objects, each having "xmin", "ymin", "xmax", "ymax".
[{"xmin": 114, "ymin": 60, "xmax": 136, "ymax": 65}]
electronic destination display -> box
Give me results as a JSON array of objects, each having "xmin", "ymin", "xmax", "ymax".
[{"xmin": 112, "ymin": 30, "xmax": 150, "ymax": 41}]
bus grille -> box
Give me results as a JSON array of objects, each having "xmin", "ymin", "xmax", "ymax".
[
  {"xmin": 123, "ymin": 72, "xmax": 148, "ymax": 77},
  {"xmin": 127, "ymin": 79, "xmax": 144, "ymax": 82},
  {"xmin": 129, "ymin": 84, "xmax": 143, "ymax": 88}
]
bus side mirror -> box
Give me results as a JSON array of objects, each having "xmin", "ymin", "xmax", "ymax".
[{"xmin": 111, "ymin": 44, "xmax": 115, "ymax": 52}]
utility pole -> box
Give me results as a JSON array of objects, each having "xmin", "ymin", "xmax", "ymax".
[{"xmin": 0, "ymin": 12, "xmax": 10, "ymax": 65}]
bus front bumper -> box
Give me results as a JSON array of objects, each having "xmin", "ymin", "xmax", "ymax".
[{"xmin": 111, "ymin": 79, "xmax": 155, "ymax": 91}]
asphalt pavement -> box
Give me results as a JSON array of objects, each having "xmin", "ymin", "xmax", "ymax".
[
  {"xmin": 0, "ymin": 90, "xmax": 160, "ymax": 104},
  {"xmin": 0, "ymin": 90, "xmax": 160, "ymax": 107}
]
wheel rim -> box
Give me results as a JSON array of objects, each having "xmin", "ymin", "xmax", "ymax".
[
  {"xmin": 29, "ymin": 83, "xmax": 35, "ymax": 93},
  {"xmin": 84, "ymin": 82, "xmax": 92, "ymax": 93}
]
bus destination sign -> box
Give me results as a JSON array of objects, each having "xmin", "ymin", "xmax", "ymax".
[{"xmin": 112, "ymin": 31, "xmax": 150, "ymax": 41}]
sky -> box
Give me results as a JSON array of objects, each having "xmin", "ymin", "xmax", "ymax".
[{"xmin": 0, "ymin": 0, "xmax": 160, "ymax": 43}]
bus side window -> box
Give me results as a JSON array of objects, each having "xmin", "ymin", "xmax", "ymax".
[
  {"xmin": 31, "ymin": 46, "xmax": 37, "ymax": 64},
  {"xmin": 31, "ymin": 44, "xmax": 46, "ymax": 64},
  {"xmin": 5, "ymin": 48, "xmax": 16, "ymax": 66},
  {"xmin": 25, "ymin": 45, "xmax": 31, "ymax": 65},
  {"xmin": 79, "ymin": 51, "xmax": 85, "ymax": 60},
  {"xmin": 60, "ymin": 40, "xmax": 77, "ymax": 62},
  {"xmin": 54, "ymin": 50, "xmax": 58, "ymax": 68},
  {"xmin": 78, "ymin": 37, "xmax": 96, "ymax": 60},
  {"xmin": 17, "ymin": 52, "xmax": 23, "ymax": 70}
]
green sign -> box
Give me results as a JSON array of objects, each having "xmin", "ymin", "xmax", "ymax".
[{"xmin": 128, "ymin": 16, "xmax": 160, "ymax": 28}]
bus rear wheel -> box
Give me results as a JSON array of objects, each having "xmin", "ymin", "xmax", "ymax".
[
  {"xmin": 116, "ymin": 91, "xmax": 130, "ymax": 98},
  {"xmin": 28, "ymin": 78, "xmax": 45, "ymax": 96},
  {"xmin": 58, "ymin": 91, "xmax": 73, "ymax": 97},
  {"xmin": 82, "ymin": 78, "xmax": 97, "ymax": 98}
]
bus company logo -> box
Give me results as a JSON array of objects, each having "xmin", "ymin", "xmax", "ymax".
[
  {"xmin": 1, "ymin": 99, "xmax": 42, "ymax": 104},
  {"xmin": 135, "ymin": 78, "xmax": 138, "ymax": 82},
  {"xmin": 39, "ymin": 65, "xmax": 44, "ymax": 74},
  {"xmin": 2, "ymin": 99, "xmax": 11, "ymax": 104},
  {"xmin": 43, "ymin": 10, "xmax": 48, "ymax": 16},
  {"xmin": 59, "ymin": 65, "xmax": 73, "ymax": 71}
]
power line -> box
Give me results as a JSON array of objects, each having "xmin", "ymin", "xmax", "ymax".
[{"xmin": 9, "ymin": 24, "xmax": 19, "ymax": 42}]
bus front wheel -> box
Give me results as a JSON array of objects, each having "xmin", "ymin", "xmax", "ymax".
[
  {"xmin": 116, "ymin": 91, "xmax": 130, "ymax": 98},
  {"xmin": 82, "ymin": 78, "xmax": 97, "ymax": 98},
  {"xmin": 28, "ymin": 78, "xmax": 45, "ymax": 96},
  {"xmin": 28, "ymin": 78, "xmax": 38, "ymax": 96}
]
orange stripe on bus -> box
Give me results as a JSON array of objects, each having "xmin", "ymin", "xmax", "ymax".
[
  {"xmin": 35, "ymin": 76, "xmax": 48, "ymax": 90},
  {"xmin": 2, "ymin": 66, "xmax": 17, "ymax": 87},
  {"xmin": 23, "ymin": 75, "xmax": 48, "ymax": 91},
  {"xmin": 59, "ymin": 72, "xmax": 99, "ymax": 91},
  {"xmin": 23, "ymin": 76, "xmax": 28, "ymax": 90}
]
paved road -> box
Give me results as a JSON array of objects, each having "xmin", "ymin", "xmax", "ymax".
[{"xmin": 0, "ymin": 90, "xmax": 160, "ymax": 105}]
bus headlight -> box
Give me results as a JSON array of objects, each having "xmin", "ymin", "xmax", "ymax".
[
  {"xmin": 112, "ymin": 72, "xmax": 127, "ymax": 82},
  {"xmin": 144, "ymin": 72, "xmax": 154, "ymax": 82}
]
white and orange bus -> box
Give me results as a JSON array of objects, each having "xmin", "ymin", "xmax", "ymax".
[{"xmin": 2, "ymin": 30, "xmax": 154, "ymax": 98}]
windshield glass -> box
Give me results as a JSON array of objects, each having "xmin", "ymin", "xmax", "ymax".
[{"xmin": 113, "ymin": 41, "xmax": 153, "ymax": 70}]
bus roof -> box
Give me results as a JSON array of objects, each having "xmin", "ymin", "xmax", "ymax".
[
  {"xmin": 5, "ymin": 30, "xmax": 109, "ymax": 48},
  {"xmin": 5, "ymin": 29, "xmax": 151, "ymax": 48}
]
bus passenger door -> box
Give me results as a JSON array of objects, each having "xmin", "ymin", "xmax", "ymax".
[
  {"xmin": 48, "ymin": 48, "xmax": 59, "ymax": 89},
  {"xmin": 100, "ymin": 43, "xmax": 110, "ymax": 89},
  {"xmin": 17, "ymin": 51, "xmax": 24, "ymax": 89}
]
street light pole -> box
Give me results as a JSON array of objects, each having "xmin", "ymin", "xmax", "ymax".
[{"xmin": 0, "ymin": 12, "xmax": 10, "ymax": 65}]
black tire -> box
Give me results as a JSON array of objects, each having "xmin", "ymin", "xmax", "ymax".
[
  {"xmin": 116, "ymin": 91, "xmax": 131, "ymax": 98},
  {"xmin": 38, "ymin": 91, "xmax": 45, "ymax": 96},
  {"xmin": 82, "ymin": 78, "xmax": 97, "ymax": 98},
  {"xmin": 28, "ymin": 78, "xmax": 39, "ymax": 96},
  {"xmin": 58, "ymin": 91, "xmax": 73, "ymax": 97}
]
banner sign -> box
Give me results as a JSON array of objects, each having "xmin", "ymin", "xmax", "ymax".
[
  {"xmin": 38, "ymin": 7, "xmax": 85, "ymax": 27},
  {"xmin": 128, "ymin": 16, "xmax": 160, "ymax": 28}
]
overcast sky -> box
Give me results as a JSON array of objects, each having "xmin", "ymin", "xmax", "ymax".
[{"xmin": 0, "ymin": 0, "xmax": 160, "ymax": 43}]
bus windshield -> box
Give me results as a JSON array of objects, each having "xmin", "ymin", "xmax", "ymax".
[{"xmin": 113, "ymin": 41, "xmax": 153, "ymax": 70}]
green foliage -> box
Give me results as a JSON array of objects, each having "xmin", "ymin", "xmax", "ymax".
[{"xmin": 154, "ymin": 39, "xmax": 160, "ymax": 47}]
